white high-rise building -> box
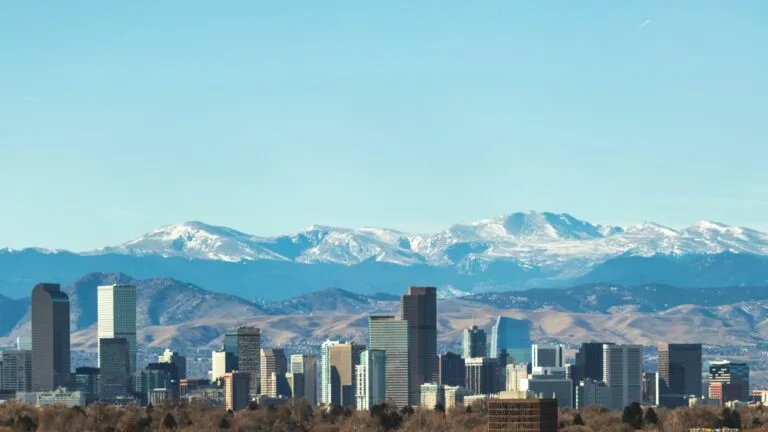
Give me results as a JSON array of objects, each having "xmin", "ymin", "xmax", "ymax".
[
  {"xmin": 98, "ymin": 284, "xmax": 137, "ymax": 374},
  {"xmin": 506, "ymin": 363, "xmax": 528, "ymax": 392},
  {"xmin": 211, "ymin": 351, "xmax": 229, "ymax": 382},
  {"xmin": 603, "ymin": 344, "xmax": 643, "ymax": 411}
]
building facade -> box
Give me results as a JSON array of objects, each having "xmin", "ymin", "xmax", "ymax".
[
  {"xmin": 290, "ymin": 354, "xmax": 318, "ymax": 405},
  {"xmin": 488, "ymin": 398, "xmax": 558, "ymax": 432},
  {"xmin": 98, "ymin": 338, "xmax": 131, "ymax": 402},
  {"xmin": 235, "ymin": 327, "xmax": 261, "ymax": 397},
  {"xmin": 709, "ymin": 361, "xmax": 750, "ymax": 402},
  {"xmin": 462, "ymin": 326, "xmax": 487, "ymax": 359},
  {"xmin": 368, "ymin": 316, "xmax": 411, "ymax": 407},
  {"xmin": 532, "ymin": 345, "xmax": 565, "ymax": 368},
  {"xmin": 439, "ymin": 352, "xmax": 465, "ymax": 388},
  {"xmin": 576, "ymin": 379, "xmax": 608, "ymax": 409},
  {"xmin": 355, "ymin": 349, "xmax": 386, "ymax": 411},
  {"xmin": 0, "ymin": 350, "xmax": 32, "ymax": 393},
  {"xmin": 260, "ymin": 348, "xmax": 289, "ymax": 398},
  {"xmin": 224, "ymin": 372, "xmax": 251, "ymax": 411},
  {"xmin": 400, "ymin": 286, "xmax": 437, "ymax": 404},
  {"xmin": 603, "ymin": 344, "xmax": 643, "ymax": 411},
  {"xmin": 490, "ymin": 316, "xmax": 532, "ymax": 363},
  {"xmin": 158, "ymin": 349, "xmax": 187, "ymax": 380},
  {"xmin": 97, "ymin": 284, "xmax": 137, "ymax": 375},
  {"xmin": 31, "ymin": 283, "xmax": 70, "ymax": 391},
  {"xmin": 465, "ymin": 357, "xmax": 500, "ymax": 395},
  {"xmin": 506, "ymin": 363, "xmax": 528, "ymax": 393},
  {"xmin": 420, "ymin": 383, "xmax": 445, "ymax": 410},
  {"xmin": 321, "ymin": 340, "xmax": 364, "ymax": 407},
  {"xmin": 658, "ymin": 343, "xmax": 702, "ymax": 406}
]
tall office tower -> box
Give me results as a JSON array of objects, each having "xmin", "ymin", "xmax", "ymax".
[
  {"xmin": 224, "ymin": 372, "xmax": 251, "ymax": 411},
  {"xmin": 465, "ymin": 357, "xmax": 500, "ymax": 395},
  {"xmin": 99, "ymin": 338, "xmax": 131, "ymax": 402},
  {"xmin": 400, "ymin": 286, "xmax": 437, "ymax": 404},
  {"xmin": 291, "ymin": 354, "xmax": 318, "ymax": 405},
  {"xmin": 1, "ymin": 350, "xmax": 32, "ymax": 393},
  {"xmin": 490, "ymin": 317, "xmax": 532, "ymax": 363},
  {"xmin": 506, "ymin": 363, "xmax": 528, "ymax": 392},
  {"xmin": 98, "ymin": 284, "xmax": 137, "ymax": 375},
  {"xmin": 657, "ymin": 343, "xmax": 702, "ymax": 407},
  {"xmin": 532, "ymin": 344, "xmax": 565, "ymax": 368},
  {"xmin": 158, "ymin": 349, "xmax": 187, "ymax": 380},
  {"xmin": 603, "ymin": 344, "xmax": 643, "ymax": 411},
  {"xmin": 321, "ymin": 340, "xmax": 364, "ymax": 407},
  {"xmin": 709, "ymin": 360, "xmax": 750, "ymax": 402},
  {"xmin": 261, "ymin": 348, "xmax": 289, "ymax": 398},
  {"xmin": 355, "ymin": 349, "xmax": 386, "ymax": 411},
  {"xmin": 462, "ymin": 326, "xmax": 487, "ymax": 359},
  {"xmin": 439, "ymin": 352, "xmax": 465, "ymax": 387},
  {"xmin": 368, "ymin": 316, "xmax": 411, "ymax": 407},
  {"xmin": 576, "ymin": 379, "xmax": 608, "ymax": 409},
  {"xmin": 234, "ymin": 327, "xmax": 261, "ymax": 396},
  {"xmin": 575, "ymin": 342, "xmax": 614, "ymax": 382},
  {"xmin": 31, "ymin": 283, "xmax": 70, "ymax": 391}
]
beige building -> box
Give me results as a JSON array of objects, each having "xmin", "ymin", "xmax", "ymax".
[{"xmin": 224, "ymin": 372, "xmax": 250, "ymax": 411}]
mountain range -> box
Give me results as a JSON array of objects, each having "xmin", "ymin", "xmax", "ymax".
[
  {"xmin": 4, "ymin": 273, "xmax": 768, "ymax": 354},
  {"xmin": 2, "ymin": 211, "xmax": 768, "ymax": 299}
]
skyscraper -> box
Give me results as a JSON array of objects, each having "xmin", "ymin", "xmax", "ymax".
[
  {"xmin": 31, "ymin": 283, "xmax": 70, "ymax": 391},
  {"xmin": 355, "ymin": 349, "xmax": 386, "ymax": 411},
  {"xmin": 490, "ymin": 317, "xmax": 532, "ymax": 363},
  {"xmin": 158, "ymin": 349, "xmax": 187, "ymax": 380},
  {"xmin": 603, "ymin": 344, "xmax": 643, "ymax": 411},
  {"xmin": 575, "ymin": 342, "xmax": 614, "ymax": 382},
  {"xmin": 321, "ymin": 340, "xmax": 364, "ymax": 407},
  {"xmin": 400, "ymin": 286, "xmax": 437, "ymax": 403},
  {"xmin": 462, "ymin": 325, "xmax": 487, "ymax": 359},
  {"xmin": 261, "ymin": 348, "xmax": 289, "ymax": 398},
  {"xmin": 235, "ymin": 327, "xmax": 261, "ymax": 396},
  {"xmin": 368, "ymin": 316, "xmax": 411, "ymax": 407},
  {"xmin": 211, "ymin": 350, "xmax": 233, "ymax": 383},
  {"xmin": 291, "ymin": 354, "xmax": 318, "ymax": 405},
  {"xmin": 99, "ymin": 338, "xmax": 131, "ymax": 402},
  {"xmin": 532, "ymin": 344, "xmax": 565, "ymax": 368},
  {"xmin": 98, "ymin": 284, "xmax": 137, "ymax": 374},
  {"xmin": 657, "ymin": 343, "xmax": 702, "ymax": 406},
  {"xmin": 709, "ymin": 360, "xmax": 750, "ymax": 402},
  {"xmin": 506, "ymin": 363, "xmax": 528, "ymax": 393},
  {"xmin": 438, "ymin": 352, "xmax": 465, "ymax": 387}
]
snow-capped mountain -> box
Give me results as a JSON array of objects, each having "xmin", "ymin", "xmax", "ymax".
[{"xmin": 88, "ymin": 212, "xmax": 768, "ymax": 274}]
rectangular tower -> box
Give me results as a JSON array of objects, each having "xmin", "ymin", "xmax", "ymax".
[
  {"xmin": 603, "ymin": 344, "xmax": 643, "ymax": 411},
  {"xmin": 235, "ymin": 327, "xmax": 261, "ymax": 397},
  {"xmin": 399, "ymin": 286, "xmax": 437, "ymax": 404},
  {"xmin": 657, "ymin": 343, "xmax": 702, "ymax": 405},
  {"xmin": 99, "ymin": 338, "xmax": 130, "ymax": 402},
  {"xmin": 31, "ymin": 283, "xmax": 70, "ymax": 391},
  {"xmin": 98, "ymin": 284, "xmax": 137, "ymax": 374},
  {"xmin": 369, "ymin": 316, "xmax": 411, "ymax": 407}
]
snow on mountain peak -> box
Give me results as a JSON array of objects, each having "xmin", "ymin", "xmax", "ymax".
[{"xmin": 88, "ymin": 212, "xmax": 768, "ymax": 269}]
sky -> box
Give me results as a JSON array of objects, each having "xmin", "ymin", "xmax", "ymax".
[{"xmin": 1, "ymin": 1, "xmax": 767, "ymax": 250}]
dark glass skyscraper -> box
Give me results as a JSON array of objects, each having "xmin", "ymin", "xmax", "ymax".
[
  {"xmin": 31, "ymin": 283, "xmax": 70, "ymax": 391},
  {"xmin": 658, "ymin": 343, "xmax": 702, "ymax": 406},
  {"xmin": 235, "ymin": 327, "xmax": 261, "ymax": 397},
  {"xmin": 399, "ymin": 286, "xmax": 437, "ymax": 404}
]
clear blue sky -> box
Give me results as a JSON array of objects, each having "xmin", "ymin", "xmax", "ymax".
[{"xmin": 1, "ymin": 1, "xmax": 766, "ymax": 250}]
